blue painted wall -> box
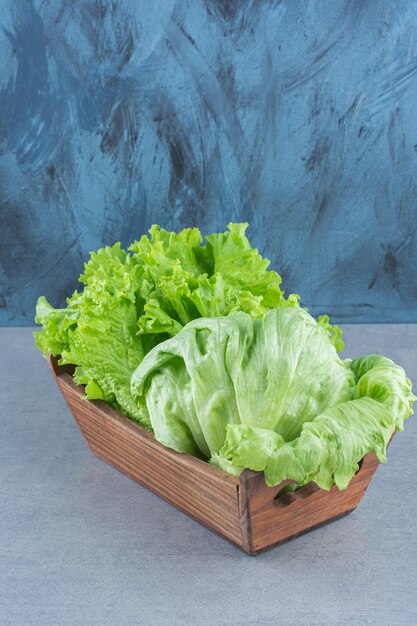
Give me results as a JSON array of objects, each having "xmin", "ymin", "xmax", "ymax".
[{"xmin": 1, "ymin": 0, "xmax": 417, "ymax": 325}]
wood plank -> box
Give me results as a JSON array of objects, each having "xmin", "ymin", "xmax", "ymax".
[
  {"xmin": 49, "ymin": 358, "xmax": 243, "ymax": 547},
  {"xmin": 242, "ymin": 450, "xmax": 381, "ymax": 554}
]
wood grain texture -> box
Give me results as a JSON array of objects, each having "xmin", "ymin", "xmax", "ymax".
[
  {"xmin": 240, "ymin": 453, "xmax": 380, "ymax": 554},
  {"xmin": 48, "ymin": 356, "xmax": 242, "ymax": 547},
  {"xmin": 49, "ymin": 355, "xmax": 385, "ymax": 555}
]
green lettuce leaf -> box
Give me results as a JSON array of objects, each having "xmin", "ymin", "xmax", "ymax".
[
  {"xmin": 34, "ymin": 243, "xmax": 152, "ymax": 429},
  {"xmin": 128, "ymin": 222, "xmax": 343, "ymax": 348},
  {"xmin": 132, "ymin": 307, "xmax": 415, "ymax": 489},
  {"xmin": 317, "ymin": 314, "xmax": 344, "ymax": 352},
  {"xmin": 130, "ymin": 223, "xmax": 304, "ymax": 337},
  {"xmin": 212, "ymin": 354, "xmax": 416, "ymax": 488},
  {"xmin": 204, "ymin": 222, "xmax": 292, "ymax": 308},
  {"xmin": 131, "ymin": 308, "xmax": 355, "ymax": 458},
  {"xmin": 34, "ymin": 223, "xmax": 345, "ymax": 436},
  {"xmin": 34, "ymin": 294, "xmax": 81, "ymax": 356},
  {"xmin": 61, "ymin": 295, "xmax": 151, "ymax": 429}
]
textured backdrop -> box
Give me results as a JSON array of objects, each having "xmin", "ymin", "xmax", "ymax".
[{"xmin": 1, "ymin": 0, "xmax": 417, "ymax": 325}]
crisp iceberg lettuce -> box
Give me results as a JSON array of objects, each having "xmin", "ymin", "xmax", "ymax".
[
  {"xmin": 131, "ymin": 308, "xmax": 415, "ymax": 489},
  {"xmin": 131, "ymin": 308, "xmax": 354, "ymax": 453}
]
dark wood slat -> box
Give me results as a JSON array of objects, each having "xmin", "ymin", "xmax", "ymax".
[{"xmin": 241, "ymin": 448, "xmax": 384, "ymax": 554}]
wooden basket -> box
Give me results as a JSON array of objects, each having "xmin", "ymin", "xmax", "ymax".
[{"xmin": 48, "ymin": 355, "xmax": 384, "ymax": 555}]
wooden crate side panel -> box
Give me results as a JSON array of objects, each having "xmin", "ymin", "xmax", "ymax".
[
  {"xmin": 54, "ymin": 369, "xmax": 243, "ymax": 547},
  {"xmin": 245, "ymin": 452, "xmax": 380, "ymax": 554}
]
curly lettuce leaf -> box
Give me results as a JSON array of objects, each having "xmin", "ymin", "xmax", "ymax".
[
  {"xmin": 205, "ymin": 222, "xmax": 289, "ymax": 308},
  {"xmin": 34, "ymin": 243, "xmax": 152, "ymax": 429},
  {"xmin": 317, "ymin": 314, "xmax": 344, "ymax": 352},
  {"xmin": 62, "ymin": 295, "xmax": 151, "ymax": 428},
  {"xmin": 34, "ymin": 294, "xmax": 80, "ymax": 356},
  {"xmin": 130, "ymin": 223, "xmax": 306, "ymax": 339}
]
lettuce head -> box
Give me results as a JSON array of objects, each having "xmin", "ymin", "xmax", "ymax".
[{"xmin": 131, "ymin": 308, "xmax": 415, "ymax": 489}]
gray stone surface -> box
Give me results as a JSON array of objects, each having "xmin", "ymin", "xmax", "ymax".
[{"xmin": 1, "ymin": 326, "xmax": 417, "ymax": 626}]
